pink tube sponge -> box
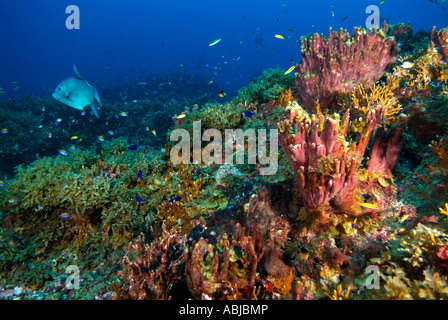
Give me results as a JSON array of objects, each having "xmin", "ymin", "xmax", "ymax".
[{"xmin": 295, "ymin": 25, "xmax": 399, "ymax": 112}]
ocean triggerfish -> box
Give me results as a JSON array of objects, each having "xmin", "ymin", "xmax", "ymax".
[{"xmin": 52, "ymin": 64, "xmax": 101, "ymax": 119}]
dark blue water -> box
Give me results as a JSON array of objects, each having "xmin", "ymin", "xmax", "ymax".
[{"xmin": 0, "ymin": 0, "xmax": 447, "ymax": 100}]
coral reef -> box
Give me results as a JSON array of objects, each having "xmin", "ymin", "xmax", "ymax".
[{"xmin": 2, "ymin": 23, "xmax": 448, "ymax": 303}]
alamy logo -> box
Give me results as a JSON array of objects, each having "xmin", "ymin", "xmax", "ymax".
[
  {"xmin": 66, "ymin": 5, "xmax": 80, "ymax": 30},
  {"xmin": 65, "ymin": 265, "xmax": 80, "ymax": 289},
  {"xmin": 365, "ymin": 265, "xmax": 380, "ymax": 289},
  {"xmin": 170, "ymin": 121, "xmax": 278, "ymax": 175},
  {"xmin": 365, "ymin": 5, "xmax": 380, "ymax": 29}
]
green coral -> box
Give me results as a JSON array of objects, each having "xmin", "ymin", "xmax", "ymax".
[
  {"xmin": 0, "ymin": 137, "xmax": 166, "ymax": 244},
  {"xmin": 369, "ymin": 223, "xmax": 448, "ymax": 299},
  {"xmin": 173, "ymin": 102, "xmax": 243, "ymax": 133},
  {"xmin": 236, "ymin": 67, "xmax": 295, "ymax": 104}
]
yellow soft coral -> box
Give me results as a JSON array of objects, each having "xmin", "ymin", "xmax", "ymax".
[
  {"xmin": 325, "ymin": 284, "xmax": 351, "ymax": 300},
  {"xmin": 429, "ymin": 137, "xmax": 448, "ymax": 169},
  {"xmin": 276, "ymin": 88, "xmax": 294, "ymax": 107},
  {"xmin": 439, "ymin": 203, "xmax": 448, "ymax": 219},
  {"xmin": 351, "ymin": 83, "xmax": 402, "ymax": 125}
]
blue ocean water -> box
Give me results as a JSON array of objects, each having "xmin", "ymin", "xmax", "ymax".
[{"xmin": 0, "ymin": 0, "xmax": 447, "ymax": 101}]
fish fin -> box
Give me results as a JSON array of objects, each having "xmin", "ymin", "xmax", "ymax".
[
  {"xmin": 93, "ymin": 84, "xmax": 102, "ymax": 107},
  {"xmin": 90, "ymin": 104, "xmax": 100, "ymax": 119},
  {"xmin": 74, "ymin": 64, "xmax": 92, "ymax": 87},
  {"xmin": 73, "ymin": 64, "xmax": 83, "ymax": 80}
]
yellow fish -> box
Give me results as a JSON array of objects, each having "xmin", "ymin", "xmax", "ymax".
[
  {"xmin": 177, "ymin": 114, "xmax": 186, "ymax": 119},
  {"xmin": 400, "ymin": 215, "xmax": 410, "ymax": 223},
  {"xmin": 71, "ymin": 136, "xmax": 79, "ymax": 140},
  {"xmin": 284, "ymin": 66, "xmax": 295, "ymax": 75},
  {"xmin": 274, "ymin": 34, "xmax": 285, "ymax": 40},
  {"xmin": 357, "ymin": 202, "xmax": 379, "ymax": 209}
]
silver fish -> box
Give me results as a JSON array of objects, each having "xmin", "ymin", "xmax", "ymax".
[
  {"xmin": 52, "ymin": 64, "xmax": 101, "ymax": 119},
  {"xmin": 7, "ymin": 196, "xmax": 22, "ymax": 204}
]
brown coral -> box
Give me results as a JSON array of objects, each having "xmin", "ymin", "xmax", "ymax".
[
  {"xmin": 184, "ymin": 224, "xmax": 261, "ymax": 300},
  {"xmin": 120, "ymin": 225, "xmax": 185, "ymax": 300}
]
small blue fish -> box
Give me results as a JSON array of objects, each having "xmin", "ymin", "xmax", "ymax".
[
  {"xmin": 97, "ymin": 135, "xmax": 105, "ymax": 142},
  {"xmin": 136, "ymin": 169, "xmax": 143, "ymax": 181},
  {"xmin": 168, "ymin": 196, "xmax": 181, "ymax": 203},
  {"xmin": 59, "ymin": 213, "xmax": 70, "ymax": 218},
  {"xmin": 242, "ymin": 110, "xmax": 253, "ymax": 118},
  {"xmin": 58, "ymin": 150, "xmax": 68, "ymax": 156},
  {"xmin": 128, "ymin": 144, "xmax": 138, "ymax": 151},
  {"xmin": 135, "ymin": 195, "xmax": 144, "ymax": 203}
]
